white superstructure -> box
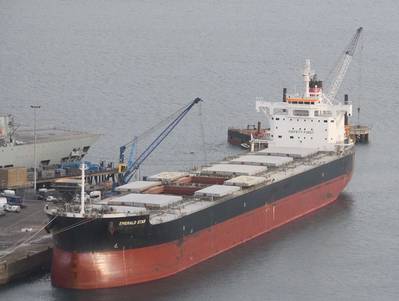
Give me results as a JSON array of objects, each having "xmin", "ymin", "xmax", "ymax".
[{"xmin": 256, "ymin": 60, "xmax": 352, "ymax": 151}]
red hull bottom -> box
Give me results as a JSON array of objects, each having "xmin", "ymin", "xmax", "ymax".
[{"xmin": 52, "ymin": 173, "xmax": 351, "ymax": 289}]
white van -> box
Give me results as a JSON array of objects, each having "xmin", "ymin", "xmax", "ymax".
[{"xmin": 2, "ymin": 189, "xmax": 15, "ymax": 196}]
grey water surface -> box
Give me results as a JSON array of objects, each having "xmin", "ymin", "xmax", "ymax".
[{"xmin": 1, "ymin": 0, "xmax": 398, "ymax": 300}]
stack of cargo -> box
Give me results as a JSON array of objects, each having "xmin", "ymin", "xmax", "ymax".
[{"xmin": 0, "ymin": 167, "xmax": 27, "ymax": 188}]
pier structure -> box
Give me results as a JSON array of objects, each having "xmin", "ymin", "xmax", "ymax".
[
  {"xmin": 0, "ymin": 167, "xmax": 121, "ymax": 190},
  {"xmin": 349, "ymin": 124, "xmax": 370, "ymax": 144}
]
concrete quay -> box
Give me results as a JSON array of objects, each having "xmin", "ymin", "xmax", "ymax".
[{"xmin": 0, "ymin": 199, "xmax": 52, "ymax": 285}]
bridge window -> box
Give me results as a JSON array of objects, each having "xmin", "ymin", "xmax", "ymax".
[
  {"xmin": 273, "ymin": 108, "xmax": 288, "ymax": 115},
  {"xmin": 315, "ymin": 110, "xmax": 332, "ymax": 117}
]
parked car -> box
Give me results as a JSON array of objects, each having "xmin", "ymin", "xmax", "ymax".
[
  {"xmin": 37, "ymin": 188, "xmax": 47, "ymax": 200},
  {"xmin": 45, "ymin": 195, "xmax": 58, "ymax": 202},
  {"xmin": 38, "ymin": 188, "xmax": 54, "ymax": 200},
  {"xmin": 89, "ymin": 190, "xmax": 102, "ymax": 201},
  {"xmin": 4, "ymin": 204, "xmax": 21, "ymax": 213}
]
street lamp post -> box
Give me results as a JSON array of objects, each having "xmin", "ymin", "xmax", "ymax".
[{"xmin": 31, "ymin": 105, "xmax": 41, "ymax": 194}]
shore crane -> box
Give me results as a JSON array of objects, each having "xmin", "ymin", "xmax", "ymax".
[
  {"xmin": 118, "ymin": 97, "xmax": 203, "ymax": 184},
  {"xmin": 323, "ymin": 27, "xmax": 363, "ymax": 104}
]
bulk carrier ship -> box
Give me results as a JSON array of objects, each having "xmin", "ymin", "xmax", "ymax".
[{"xmin": 46, "ymin": 28, "xmax": 362, "ymax": 289}]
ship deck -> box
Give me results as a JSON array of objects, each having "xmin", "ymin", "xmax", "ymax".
[
  {"xmin": 45, "ymin": 145, "xmax": 354, "ymax": 224},
  {"xmin": 148, "ymin": 149, "xmax": 348, "ymax": 224},
  {"xmin": 14, "ymin": 128, "xmax": 100, "ymax": 144}
]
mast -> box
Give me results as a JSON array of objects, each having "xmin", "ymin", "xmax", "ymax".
[{"xmin": 303, "ymin": 59, "xmax": 311, "ymax": 98}]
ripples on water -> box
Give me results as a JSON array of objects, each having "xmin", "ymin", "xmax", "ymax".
[{"xmin": 1, "ymin": 0, "xmax": 399, "ymax": 300}]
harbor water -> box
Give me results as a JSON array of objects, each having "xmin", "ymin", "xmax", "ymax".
[{"xmin": 1, "ymin": 0, "xmax": 399, "ymax": 300}]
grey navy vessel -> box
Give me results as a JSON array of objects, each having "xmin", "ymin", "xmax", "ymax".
[{"xmin": 0, "ymin": 114, "xmax": 99, "ymax": 168}]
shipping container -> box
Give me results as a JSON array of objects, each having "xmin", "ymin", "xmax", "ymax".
[{"xmin": 0, "ymin": 167, "xmax": 28, "ymax": 188}]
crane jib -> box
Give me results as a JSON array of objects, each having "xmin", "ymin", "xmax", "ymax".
[
  {"xmin": 122, "ymin": 98, "xmax": 203, "ymax": 184},
  {"xmin": 325, "ymin": 27, "xmax": 363, "ymax": 103}
]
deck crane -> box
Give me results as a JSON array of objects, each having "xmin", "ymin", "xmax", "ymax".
[
  {"xmin": 323, "ymin": 27, "xmax": 363, "ymax": 104},
  {"xmin": 119, "ymin": 97, "xmax": 203, "ymax": 184}
]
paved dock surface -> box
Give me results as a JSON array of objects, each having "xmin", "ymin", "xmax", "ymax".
[{"xmin": 0, "ymin": 199, "xmax": 52, "ymax": 285}]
